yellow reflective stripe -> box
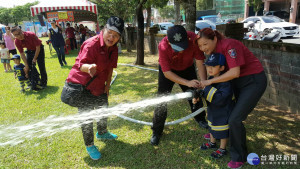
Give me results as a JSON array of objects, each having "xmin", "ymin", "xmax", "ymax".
[
  {"xmin": 210, "ymin": 125, "xmax": 229, "ymax": 131},
  {"xmin": 207, "ymin": 120, "xmax": 212, "ymax": 126},
  {"xmin": 232, "ymin": 94, "xmax": 235, "ymax": 100},
  {"xmin": 207, "ymin": 87, "xmax": 217, "ymax": 102},
  {"xmin": 201, "ymin": 97, "xmax": 207, "ymax": 113},
  {"xmin": 211, "ymin": 128, "xmax": 229, "ymax": 131},
  {"xmin": 207, "ymin": 120, "xmax": 229, "ymax": 131},
  {"xmin": 206, "ymin": 88, "xmax": 213, "ymax": 101}
]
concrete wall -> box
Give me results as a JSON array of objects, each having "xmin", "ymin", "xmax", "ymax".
[{"xmin": 243, "ymin": 40, "xmax": 300, "ymax": 114}]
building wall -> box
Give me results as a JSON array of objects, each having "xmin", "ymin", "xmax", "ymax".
[{"xmin": 216, "ymin": 0, "xmax": 245, "ymax": 19}]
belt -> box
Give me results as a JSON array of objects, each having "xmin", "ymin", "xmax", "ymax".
[{"xmin": 26, "ymin": 45, "xmax": 44, "ymax": 53}]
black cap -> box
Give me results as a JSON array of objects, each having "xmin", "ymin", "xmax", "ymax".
[
  {"xmin": 106, "ymin": 16, "xmax": 124, "ymax": 35},
  {"xmin": 205, "ymin": 53, "xmax": 226, "ymax": 66},
  {"xmin": 11, "ymin": 54, "xmax": 20, "ymax": 60},
  {"xmin": 167, "ymin": 25, "xmax": 188, "ymax": 52}
]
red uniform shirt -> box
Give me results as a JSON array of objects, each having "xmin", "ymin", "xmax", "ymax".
[
  {"xmin": 215, "ymin": 39, "xmax": 264, "ymax": 77},
  {"xmin": 80, "ymin": 28, "xmax": 86, "ymax": 35},
  {"xmin": 15, "ymin": 31, "xmax": 42, "ymax": 53},
  {"xmin": 66, "ymin": 31, "xmax": 118, "ymax": 96},
  {"xmin": 65, "ymin": 27, "xmax": 75, "ymax": 38},
  {"xmin": 158, "ymin": 31, "xmax": 205, "ymax": 72}
]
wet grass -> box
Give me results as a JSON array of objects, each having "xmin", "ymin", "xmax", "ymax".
[{"xmin": 0, "ymin": 38, "xmax": 299, "ymax": 168}]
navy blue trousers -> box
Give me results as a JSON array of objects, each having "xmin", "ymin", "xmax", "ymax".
[{"xmin": 229, "ymin": 71, "xmax": 267, "ymax": 162}]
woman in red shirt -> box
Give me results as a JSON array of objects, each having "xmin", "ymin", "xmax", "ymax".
[
  {"xmin": 196, "ymin": 28, "xmax": 267, "ymax": 169},
  {"xmin": 65, "ymin": 16, "xmax": 124, "ymax": 160}
]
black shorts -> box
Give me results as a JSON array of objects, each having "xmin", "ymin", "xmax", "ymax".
[{"xmin": 9, "ymin": 49, "xmax": 17, "ymax": 55}]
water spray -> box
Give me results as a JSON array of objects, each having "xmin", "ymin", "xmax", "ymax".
[
  {"xmin": 0, "ymin": 64, "xmax": 206, "ymax": 146},
  {"xmin": 0, "ymin": 92, "xmax": 192, "ymax": 146}
]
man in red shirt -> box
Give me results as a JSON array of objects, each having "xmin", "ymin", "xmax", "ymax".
[
  {"xmin": 151, "ymin": 25, "xmax": 208, "ymax": 146},
  {"xmin": 64, "ymin": 16, "xmax": 124, "ymax": 160},
  {"xmin": 11, "ymin": 27, "xmax": 48, "ymax": 89},
  {"xmin": 65, "ymin": 23, "xmax": 77, "ymax": 50}
]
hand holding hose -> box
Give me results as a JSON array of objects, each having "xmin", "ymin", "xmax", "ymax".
[{"xmin": 192, "ymin": 89, "xmax": 204, "ymax": 109}]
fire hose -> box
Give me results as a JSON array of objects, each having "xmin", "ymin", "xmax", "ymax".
[{"xmin": 110, "ymin": 63, "xmax": 206, "ymax": 126}]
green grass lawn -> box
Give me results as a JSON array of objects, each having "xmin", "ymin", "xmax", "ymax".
[{"xmin": 0, "ymin": 37, "xmax": 299, "ymax": 168}]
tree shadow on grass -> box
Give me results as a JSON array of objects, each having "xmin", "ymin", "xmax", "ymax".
[
  {"xmin": 82, "ymin": 125, "xmax": 223, "ymax": 169},
  {"xmin": 245, "ymin": 102, "xmax": 300, "ymax": 156},
  {"xmin": 88, "ymin": 101, "xmax": 300, "ymax": 168},
  {"xmin": 24, "ymin": 85, "xmax": 59, "ymax": 100},
  {"xmin": 109, "ymin": 66, "xmax": 158, "ymax": 99}
]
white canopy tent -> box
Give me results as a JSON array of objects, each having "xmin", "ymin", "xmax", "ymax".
[
  {"xmin": 0, "ymin": 23, "xmax": 6, "ymax": 28},
  {"xmin": 30, "ymin": 0, "xmax": 99, "ymax": 31}
]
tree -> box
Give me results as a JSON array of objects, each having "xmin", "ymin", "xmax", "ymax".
[
  {"xmin": 22, "ymin": 2, "xmax": 38, "ymax": 22},
  {"xmin": 174, "ymin": 0, "xmax": 181, "ymax": 25},
  {"xmin": 0, "ymin": 2, "xmax": 38, "ymax": 26},
  {"xmin": 135, "ymin": 0, "xmax": 147, "ymax": 65},
  {"xmin": 0, "ymin": 8, "xmax": 13, "ymax": 25},
  {"xmin": 158, "ymin": 5, "xmax": 175, "ymax": 20},
  {"xmin": 182, "ymin": 0, "xmax": 196, "ymax": 32},
  {"xmin": 144, "ymin": 0, "xmax": 169, "ymax": 32},
  {"xmin": 11, "ymin": 6, "xmax": 25, "ymax": 25},
  {"xmin": 93, "ymin": 0, "xmax": 136, "ymax": 24},
  {"xmin": 248, "ymin": 0, "xmax": 263, "ymax": 16},
  {"xmin": 196, "ymin": 0, "xmax": 213, "ymax": 11}
]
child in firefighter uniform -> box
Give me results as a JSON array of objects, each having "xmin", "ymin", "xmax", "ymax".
[{"xmin": 193, "ymin": 53, "xmax": 235, "ymax": 159}]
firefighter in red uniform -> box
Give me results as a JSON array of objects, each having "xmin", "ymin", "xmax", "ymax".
[
  {"xmin": 151, "ymin": 25, "xmax": 208, "ymax": 146},
  {"xmin": 196, "ymin": 28, "xmax": 267, "ymax": 169}
]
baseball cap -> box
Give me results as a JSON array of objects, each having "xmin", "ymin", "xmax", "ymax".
[
  {"xmin": 11, "ymin": 54, "xmax": 20, "ymax": 60},
  {"xmin": 205, "ymin": 53, "xmax": 226, "ymax": 66},
  {"xmin": 50, "ymin": 20, "xmax": 56, "ymax": 24},
  {"xmin": 167, "ymin": 25, "xmax": 188, "ymax": 52},
  {"xmin": 106, "ymin": 16, "xmax": 124, "ymax": 35}
]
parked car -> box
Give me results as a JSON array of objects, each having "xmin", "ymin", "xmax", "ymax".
[
  {"xmin": 195, "ymin": 20, "xmax": 216, "ymax": 33},
  {"xmin": 241, "ymin": 16, "xmax": 299, "ymax": 38},
  {"xmin": 181, "ymin": 20, "xmax": 216, "ymax": 34},
  {"xmin": 264, "ymin": 11, "xmax": 290, "ymax": 21},
  {"xmin": 152, "ymin": 22, "xmax": 174, "ymax": 34},
  {"xmin": 144, "ymin": 22, "xmax": 154, "ymax": 27},
  {"xmin": 197, "ymin": 15, "xmax": 224, "ymax": 25}
]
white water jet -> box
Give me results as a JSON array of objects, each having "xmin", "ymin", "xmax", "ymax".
[{"xmin": 0, "ymin": 92, "xmax": 192, "ymax": 146}]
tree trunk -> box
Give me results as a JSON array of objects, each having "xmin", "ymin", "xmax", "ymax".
[
  {"xmin": 183, "ymin": 0, "xmax": 196, "ymax": 32},
  {"xmin": 135, "ymin": 0, "xmax": 147, "ymax": 65},
  {"xmin": 174, "ymin": 0, "xmax": 181, "ymax": 25},
  {"xmin": 146, "ymin": 7, "xmax": 151, "ymax": 32}
]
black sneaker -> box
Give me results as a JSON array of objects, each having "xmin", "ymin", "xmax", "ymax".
[
  {"xmin": 199, "ymin": 120, "xmax": 209, "ymax": 129},
  {"xmin": 200, "ymin": 141, "xmax": 217, "ymax": 150},
  {"xmin": 211, "ymin": 148, "xmax": 227, "ymax": 159},
  {"xmin": 150, "ymin": 134, "xmax": 160, "ymax": 146}
]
